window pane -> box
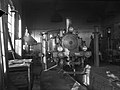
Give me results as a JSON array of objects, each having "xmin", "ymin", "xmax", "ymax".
[{"xmin": 8, "ymin": 4, "xmax": 15, "ymax": 50}]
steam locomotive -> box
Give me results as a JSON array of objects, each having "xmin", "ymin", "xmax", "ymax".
[{"xmin": 40, "ymin": 27, "xmax": 91, "ymax": 75}]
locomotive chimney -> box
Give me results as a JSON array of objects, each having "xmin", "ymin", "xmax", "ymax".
[{"xmin": 66, "ymin": 18, "xmax": 72, "ymax": 33}]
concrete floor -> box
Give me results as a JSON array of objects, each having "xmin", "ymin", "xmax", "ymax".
[
  {"xmin": 7, "ymin": 61, "xmax": 120, "ymax": 90},
  {"xmin": 32, "ymin": 67, "xmax": 87, "ymax": 90},
  {"xmin": 25, "ymin": 62, "xmax": 120, "ymax": 90}
]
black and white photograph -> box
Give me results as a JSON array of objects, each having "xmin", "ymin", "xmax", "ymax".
[{"xmin": 0, "ymin": 0, "xmax": 120, "ymax": 90}]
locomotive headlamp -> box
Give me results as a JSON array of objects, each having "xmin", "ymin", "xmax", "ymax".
[
  {"xmin": 50, "ymin": 34, "xmax": 53, "ymax": 38},
  {"xmin": 82, "ymin": 46, "xmax": 87, "ymax": 51},
  {"xmin": 58, "ymin": 52, "xmax": 64, "ymax": 58},
  {"xmin": 57, "ymin": 46, "xmax": 63, "ymax": 52},
  {"xmin": 119, "ymin": 46, "xmax": 120, "ymax": 50},
  {"xmin": 69, "ymin": 27, "xmax": 74, "ymax": 32},
  {"xmin": 108, "ymin": 29, "xmax": 111, "ymax": 34},
  {"xmin": 85, "ymin": 51, "xmax": 92, "ymax": 58}
]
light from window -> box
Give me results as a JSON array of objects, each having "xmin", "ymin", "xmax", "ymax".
[
  {"xmin": 18, "ymin": 16, "xmax": 21, "ymax": 38},
  {"xmin": 0, "ymin": 17, "xmax": 7, "ymax": 73},
  {"xmin": 15, "ymin": 15, "xmax": 22, "ymax": 56},
  {"xmin": 8, "ymin": 4, "xmax": 15, "ymax": 50}
]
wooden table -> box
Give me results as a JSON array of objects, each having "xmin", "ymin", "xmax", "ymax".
[{"xmin": 8, "ymin": 59, "xmax": 33, "ymax": 90}]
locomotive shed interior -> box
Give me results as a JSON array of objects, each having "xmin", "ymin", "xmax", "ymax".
[{"xmin": 0, "ymin": 0, "xmax": 120, "ymax": 90}]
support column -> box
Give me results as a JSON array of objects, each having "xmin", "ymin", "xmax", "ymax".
[
  {"xmin": 42, "ymin": 32, "xmax": 47, "ymax": 71},
  {"xmin": 93, "ymin": 26, "xmax": 99, "ymax": 67}
]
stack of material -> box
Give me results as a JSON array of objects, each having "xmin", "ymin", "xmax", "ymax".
[{"xmin": 89, "ymin": 65, "xmax": 120, "ymax": 90}]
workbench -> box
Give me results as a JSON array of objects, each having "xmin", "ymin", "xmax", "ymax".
[{"xmin": 8, "ymin": 59, "xmax": 33, "ymax": 90}]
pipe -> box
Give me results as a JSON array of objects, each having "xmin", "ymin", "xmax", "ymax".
[{"xmin": 93, "ymin": 26, "xmax": 99, "ymax": 67}]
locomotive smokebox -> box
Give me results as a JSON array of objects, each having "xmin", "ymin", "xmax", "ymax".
[{"xmin": 62, "ymin": 34, "xmax": 78, "ymax": 51}]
